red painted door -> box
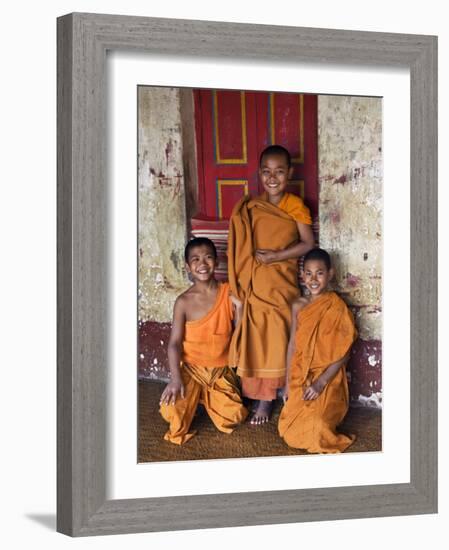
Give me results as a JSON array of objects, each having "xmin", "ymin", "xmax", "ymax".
[{"xmin": 193, "ymin": 89, "xmax": 318, "ymax": 220}]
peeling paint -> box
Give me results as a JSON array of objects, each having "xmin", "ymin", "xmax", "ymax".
[
  {"xmin": 349, "ymin": 339, "xmax": 382, "ymax": 399},
  {"xmin": 330, "ymin": 211, "xmax": 340, "ymax": 224},
  {"xmin": 346, "ymin": 273, "xmax": 360, "ymax": 288},
  {"xmin": 138, "ymin": 87, "xmax": 188, "ymax": 322},
  {"xmin": 357, "ymin": 392, "xmax": 382, "ymax": 409},
  {"xmin": 165, "ymin": 139, "xmax": 174, "ymax": 166},
  {"xmin": 139, "ymin": 321, "xmax": 171, "ymax": 381},
  {"xmin": 318, "ymin": 96, "xmax": 383, "ymax": 407},
  {"xmin": 334, "ymin": 174, "xmax": 347, "ymax": 184},
  {"xmin": 318, "ymin": 95, "xmax": 382, "ymax": 342}
]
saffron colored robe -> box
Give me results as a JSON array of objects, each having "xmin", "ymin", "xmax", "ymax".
[
  {"xmin": 160, "ymin": 282, "xmax": 247, "ymax": 444},
  {"xmin": 227, "ymin": 192, "xmax": 312, "ymax": 400},
  {"xmin": 278, "ymin": 292, "xmax": 357, "ymax": 453}
]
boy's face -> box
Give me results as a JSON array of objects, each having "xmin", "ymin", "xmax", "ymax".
[
  {"xmin": 185, "ymin": 244, "xmax": 217, "ymax": 282},
  {"xmin": 301, "ymin": 259, "xmax": 334, "ymax": 297},
  {"xmin": 259, "ymin": 153, "xmax": 293, "ymax": 201}
]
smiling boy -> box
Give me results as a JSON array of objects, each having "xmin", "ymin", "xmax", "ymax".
[
  {"xmin": 278, "ymin": 248, "xmax": 358, "ymax": 453},
  {"xmin": 227, "ymin": 145, "xmax": 315, "ymax": 424},
  {"xmin": 159, "ymin": 237, "xmax": 247, "ymax": 444}
]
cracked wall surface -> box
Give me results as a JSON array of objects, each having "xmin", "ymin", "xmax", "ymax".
[
  {"xmin": 318, "ymin": 95, "xmax": 382, "ymax": 341},
  {"xmin": 138, "ymin": 87, "xmax": 189, "ymax": 323}
]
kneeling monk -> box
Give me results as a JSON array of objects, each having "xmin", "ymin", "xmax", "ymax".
[
  {"xmin": 160, "ymin": 237, "xmax": 247, "ymax": 444},
  {"xmin": 279, "ymin": 248, "xmax": 358, "ymax": 453}
]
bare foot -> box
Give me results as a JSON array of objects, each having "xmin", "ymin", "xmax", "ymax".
[{"xmin": 249, "ymin": 400, "xmax": 273, "ymax": 425}]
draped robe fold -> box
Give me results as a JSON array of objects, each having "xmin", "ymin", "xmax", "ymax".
[
  {"xmin": 278, "ymin": 291, "xmax": 357, "ymax": 453},
  {"xmin": 227, "ymin": 193, "xmax": 311, "ymax": 399},
  {"xmin": 160, "ymin": 282, "xmax": 247, "ymax": 444}
]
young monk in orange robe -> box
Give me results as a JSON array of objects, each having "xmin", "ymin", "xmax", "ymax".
[
  {"xmin": 228, "ymin": 145, "xmax": 315, "ymax": 424},
  {"xmin": 160, "ymin": 237, "xmax": 247, "ymax": 444},
  {"xmin": 278, "ymin": 248, "xmax": 357, "ymax": 453}
]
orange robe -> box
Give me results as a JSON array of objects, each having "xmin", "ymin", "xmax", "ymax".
[
  {"xmin": 278, "ymin": 292, "xmax": 357, "ymax": 453},
  {"xmin": 228, "ymin": 192, "xmax": 312, "ymax": 400},
  {"xmin": 160, "ymin": 282, "xmax": 247, "ymax": 444}
]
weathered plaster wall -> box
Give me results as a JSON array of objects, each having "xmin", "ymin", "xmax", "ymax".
[
  {"xmin": 318, "ymin": 95, "xmax": 382, "ymax": 402},
  {"xmin": 138, "ymin": 87, "xmax": 189, "ymax": 324}
]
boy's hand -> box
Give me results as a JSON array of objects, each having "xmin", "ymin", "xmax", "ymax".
[
  {"xmin": 302, "ymin": 378, "xmax": 326, "ymax": 401},
  {"xmin": 160, "ymin": 379, "xmax": 185, "ymax": 405},
  {"xmin": 229, "ymin": 291, "xmax": 243, "ymax": 310},
  {"xmin": 255, "ymin": 249, "xmax": 279, "ymax": 264}
]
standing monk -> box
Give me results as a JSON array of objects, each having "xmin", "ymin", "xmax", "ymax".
[{"xmin": 228, "ymin": 145, "xmax": 315, "ymax": 424}]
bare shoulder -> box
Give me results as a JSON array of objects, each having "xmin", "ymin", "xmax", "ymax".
[
  {"xmin": 174, "ymin": 288, "xmax": 194, "ymax": 312},
  {"xmin": 292, "ymin": 295, "xmax": 309, "ymax": 312}
]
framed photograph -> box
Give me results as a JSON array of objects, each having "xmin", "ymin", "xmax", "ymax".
[
  {"xmin": 57, "ymin": 13, "xmax": 437, "ymax": 536},
  {"xmin": 136, "ymin": 84, "xmax": 383, "ymax": 463}
]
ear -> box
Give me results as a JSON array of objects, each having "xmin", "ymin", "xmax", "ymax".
[
  {"xmin": 185, "ymin": 262, "xmax": 191, "ymax": 274},
  {"xmin": 288, "ymin": 166, "xmax": 294, "ymax": 179},
  {"xmin": 329, "ymin": 267, "xmax": 335, "ymax": 280}
]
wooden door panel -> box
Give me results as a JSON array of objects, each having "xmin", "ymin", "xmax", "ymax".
[
  {"xmin": 214, "ymin": 90, "xmax": 247, "ymax": 164},
  {"xmin": 193, "ymin": 88, "xmax": 318, "ymax": 220},
  {"xmin": 194, "ymin": 90, "xmax": 259, "ymax": 219}
]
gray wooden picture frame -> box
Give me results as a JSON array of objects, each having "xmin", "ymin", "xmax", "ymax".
[{"xmin": 57, "ymin": 12, "xmax": 438, "ymax": 537}]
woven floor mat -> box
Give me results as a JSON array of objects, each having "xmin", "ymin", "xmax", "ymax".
[{"xmin": 138, "ymin": 379, "xmax": 382, "ymax": 463}]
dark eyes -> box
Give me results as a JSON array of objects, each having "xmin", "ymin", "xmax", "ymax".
[
  {"xmin": 262, "ymin": 169, "xmax": 285, "ymax": 175},
  {"xmin": 190, "ymin": 255, "xmax": 213, "ymax": 261}
]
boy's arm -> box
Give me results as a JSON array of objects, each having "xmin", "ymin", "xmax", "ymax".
[
  {"xmin": 255, "ymin": 222, "xmax": 315, "ymax": 264},
  {"xmin": 160, "ymin": 297, "xmax": 186, "ymax": 405},
  {"xmin": 229, "ymin": 292, "xmax": 243, "ymax": 328},
  {"xmin": 303, "ymin": 352, "xmax": 351, "ymax": 401},
  {"xmin": 281, "ymin": 300, "xmax": 300, "ymax": 402}
]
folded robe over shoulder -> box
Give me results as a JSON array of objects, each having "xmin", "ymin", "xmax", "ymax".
[
  {"xmin": 160, "ymin": 282, "xmax": 247, "ymax": 445},
  {"xmin": 278, "ymin": 291, "xmax": 358, "ymax": 453},
  {"xmin": 183, "ymin": 281, "xmax": 234, "ymax": 368},
  {"xmin": 228, "ymin": 193, "xmax": 311, "ymax": 384}
]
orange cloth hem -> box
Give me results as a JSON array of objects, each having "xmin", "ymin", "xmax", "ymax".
[
  {"xmin": 160, "ymin": 363, "xmax": 247, "ymax": 445},
  {"xmin": 241, "ymin": 376, "xmax": 285, "ymax": 400}
]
